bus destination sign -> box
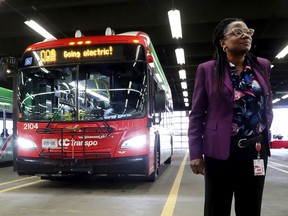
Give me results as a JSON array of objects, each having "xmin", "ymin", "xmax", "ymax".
[
  {"xmin": 40, "ymin": 46, "xmax": 113, "ymax": 64},
  {"xmin": 22, "ymin": 44, "xmax": 145, "ymax": 67}
]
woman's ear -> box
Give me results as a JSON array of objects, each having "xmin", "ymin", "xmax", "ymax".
[{"xmin": 219, "ymin": 39, "xmax": 226, "ymax": 50}]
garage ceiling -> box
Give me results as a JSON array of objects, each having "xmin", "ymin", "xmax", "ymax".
[{"xmin": 1, "ymin": 0, "xmax": 288, "ymax": 110}]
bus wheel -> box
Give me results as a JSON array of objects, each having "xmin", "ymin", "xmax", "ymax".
[
  {"xmin": 164, "ymin": 156, "xmax": 172, "ymax": 165},
  {"xmin": 164, "ymin": 135, "xmax": 173, "ymax": 165},
  {"xmin": 146, "ymin": 149, "xmax": 160, "ymax": 182}
]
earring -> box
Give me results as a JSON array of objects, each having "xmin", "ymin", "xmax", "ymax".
[{"xmin": 223, "ymin": 47, "xmax": 227, "ymax": 52}]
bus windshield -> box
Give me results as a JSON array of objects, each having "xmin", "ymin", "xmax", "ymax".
[{"xmin": 18, "ymin": 62, "xmax": 147, "ymax": 121}]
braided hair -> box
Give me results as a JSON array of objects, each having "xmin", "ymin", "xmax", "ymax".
[
  {"xmin": 212, "ymin": 18, "xmax": 271, "ymax": 99},
  {"xmin": 212, "ymin": 18, "xmax": 243, "ymax": 98}
]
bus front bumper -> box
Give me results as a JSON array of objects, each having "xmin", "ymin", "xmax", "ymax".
[{"xmin": 15, "ymin": 155, "xmax": 149, "ymax": 176}]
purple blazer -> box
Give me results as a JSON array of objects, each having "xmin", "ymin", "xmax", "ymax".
[{"xmin": 188, "ymin": 57, "xmax": 273, "ymax": 160}]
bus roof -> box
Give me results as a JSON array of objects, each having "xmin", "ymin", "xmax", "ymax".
[{"xmin": 24, "ymin": 31, "xmax": 150, "ymax": 52}]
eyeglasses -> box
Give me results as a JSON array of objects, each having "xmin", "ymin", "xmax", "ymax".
[{"xmin": 224, "ymin": 28, "xmax": 255, "ymax": 37}]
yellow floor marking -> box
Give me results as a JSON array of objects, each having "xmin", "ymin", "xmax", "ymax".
[
  {"xmin": 0, "ymin": 180, "xmax": 44, "ymax": 193},
  {"xmin": 0, "ymin": 176, "xmax": 38, "ymax": 186},
  {"xmin": 161, "ymin": 150, "xmax": 189, "ymax": 216}
]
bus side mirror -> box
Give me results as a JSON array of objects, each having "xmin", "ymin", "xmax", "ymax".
[{"xmin": 155, "ymin": 90, "xmax": 165, "ymax": 112}]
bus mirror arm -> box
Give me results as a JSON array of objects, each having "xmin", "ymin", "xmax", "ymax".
[
  {"xmin": 147, "ymin": 117, "xmax": 153, "ymax": 127},
  {"xmin": 152, "ymin": 112, "xmax": 162, "ymax": 125},
  {"xmin": 151, "ymin": 90, "xmax": 165, "ymax": 125}
]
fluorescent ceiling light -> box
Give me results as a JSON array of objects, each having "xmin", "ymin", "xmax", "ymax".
[
  {"xmin": 272, "ymin": 98, "xmax": 281, "ymax": 104},
  {"xmin": 185, "ymin": 102, "xmax": 189, "ymax": 107},
  {"xmin": 179, "ymin": 69, "xmax": 186, "ymax": 79},
  {"xmin": 275, "ymin": 44, "xmax": 288, "ymax": 59},
  {"xmin": 175, "ymin": 48, "xmax": 185, "ymax": 64},
  {"xmin": 181, "ymin": 81, "xmax": 187, "ymax": 89},
  {"xmin": 184, "ymin": 98, "xmax": 189, "ymax": 103},
  {"xmin": 183, "ymin": 91, "xmax": 188, "ymax": 97},
  {"xmin": 168, "ymin": 9, "xmax": 182, "ymax": 39},
  {"xmin": 281, "ymin": 94, "xmax": 288, "ymax": 99},
  {"xmin": 24, "ymin": 20, "xmax": 56, "ymax": 40}
]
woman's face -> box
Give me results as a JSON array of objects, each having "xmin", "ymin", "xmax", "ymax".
[{"xmin": 220, "ymin": 21, "xmax": 253, "ymax": 55}]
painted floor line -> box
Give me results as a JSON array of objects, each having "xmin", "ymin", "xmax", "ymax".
[
  {"xmin": 269, "ymin": 161, "xmax": 288, "ymax": 169},
  {"xmin": 0, "ymin": 176, "xmax": 38, "ymax": 187},
  {"xmin": 268, "ymin": 164, "xmax": 288, "ymax": 174},
  {"xmin": 0, "ymin": 180, "xmax": 44, "ymax": 193},
  {"xmin": 161, "ymin": 150, "xmax": 189, "ymax": 216}
]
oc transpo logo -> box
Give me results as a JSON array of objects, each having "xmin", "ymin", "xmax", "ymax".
[{"xmin": 59, "ymin": 138, "xmax": 98, "ymax": 147}]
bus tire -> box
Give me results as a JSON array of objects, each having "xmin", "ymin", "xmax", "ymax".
[
  {"xmin": 164, "ymin": 156, "xmax": 172, "ymax": 165},
  {"xmin": 146, "ymin": 137, "xmax": 160, "ymax": 182},
  {"xmin": 164, "ymin": 135, "xmax": 173, "ymax": 165}
]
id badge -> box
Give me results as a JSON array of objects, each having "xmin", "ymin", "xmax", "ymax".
[{"xmin": 253, "ymin": 159, "xmax": 265, "ymax": 176}]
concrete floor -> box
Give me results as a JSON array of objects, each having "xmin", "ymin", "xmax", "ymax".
[{"xmin": 0, "ymin": 148, "xmax": 287, "ymax": 216}]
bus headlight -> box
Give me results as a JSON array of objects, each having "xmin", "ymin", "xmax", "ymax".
[
  {"xmin": 17, "ymin": 137, "xmax": 38, "ymax": 150},
  {"xmin": 121, "ymin": 135, "xmax": 147, "ymax": 149}
]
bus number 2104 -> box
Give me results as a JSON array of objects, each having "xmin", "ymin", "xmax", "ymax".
[{"xmin": 23, "ymin": 123, "xmax": 39, "ymax": 130}]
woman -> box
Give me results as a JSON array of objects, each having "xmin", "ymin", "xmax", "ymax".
[{"xmin": 188, "ymin": 18, "xmax": 273, "ymax": 216}]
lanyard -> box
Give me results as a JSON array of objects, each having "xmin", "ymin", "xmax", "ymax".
[
  {"xmin": 254, "ymin": 142, "xmax": 265, "ymax": 176},
  {"xmin": 255, "ymin": 142, "xmax": 261, "ymax": 159}
]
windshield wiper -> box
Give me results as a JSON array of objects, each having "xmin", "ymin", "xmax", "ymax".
[{"xmin": 46, "ymin": 92, "xmax": 76, "ymax": 128}]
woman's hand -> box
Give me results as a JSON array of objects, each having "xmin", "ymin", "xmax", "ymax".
[{"xmin": 190, "ymin": 158, "xmax": 205, "ymax": 175}]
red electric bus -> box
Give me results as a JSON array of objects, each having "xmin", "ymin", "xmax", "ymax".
[{"xmin": 13, "ymin": 29, "xmax": 173, "ymax": 180}]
